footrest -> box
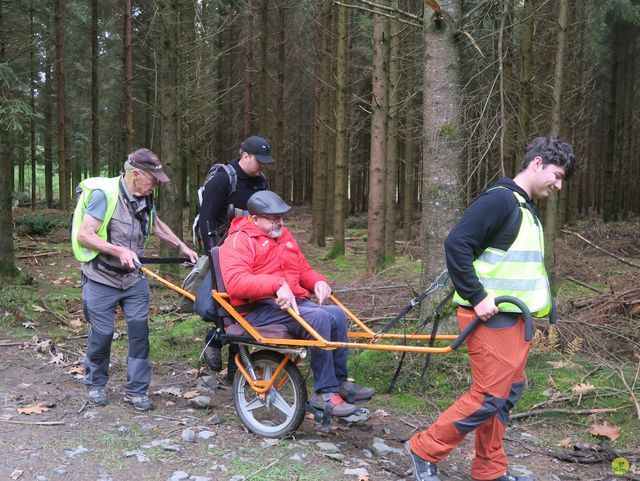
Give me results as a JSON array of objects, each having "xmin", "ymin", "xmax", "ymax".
[
  {"xmin": 305, "ymin": 404, "xmax": 370, "ymax": 431},
  {"xmin": 306, "ymin": 402, "xmax": 332, "ymax": 431}
]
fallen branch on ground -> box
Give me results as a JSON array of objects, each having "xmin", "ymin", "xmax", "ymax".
[
  {"xmin": 561, "ymin": 229, "xmax": 640, "ymax": 269},
  {"xmin": 16, "ymin": 251, "xmax": 63, "ymax": 259},
  {"xmin": 0, "ymin": 419, "xmax": 65, "ymax": 426},
  {"xmin": 511, "ymin": 407, "xmax": 616, "ymax": 420}
]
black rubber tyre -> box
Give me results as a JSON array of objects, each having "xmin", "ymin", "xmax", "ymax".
[{"xmin": 233, "ymin": 350, "xmax": 307, "ymax": 438}]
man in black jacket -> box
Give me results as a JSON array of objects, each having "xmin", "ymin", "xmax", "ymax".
[
  {"xmin": 198, "ymin": 136, "xmax": 276, "ymax": 375},
  {"xmin": 198, "ymin": 136, "xmax": 274, "ymax": 251}
]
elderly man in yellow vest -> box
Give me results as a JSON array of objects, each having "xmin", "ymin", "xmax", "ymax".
[
  {"xmin": 71, "ymin": 148, "xmax": 197, "ymax": 411},
  {"xmin": 406, "ymin": 136, "xmax": 575, "ymax": 481}
]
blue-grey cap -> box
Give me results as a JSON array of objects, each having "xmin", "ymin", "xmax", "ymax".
[{"xmin": 247, "ymin": 191, "xmax": 292, "ymax": 215}]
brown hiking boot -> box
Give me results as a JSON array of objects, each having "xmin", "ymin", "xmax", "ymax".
[{"xmin": 309, "ymin": 392, "xmax": 357, "ymax": 417}]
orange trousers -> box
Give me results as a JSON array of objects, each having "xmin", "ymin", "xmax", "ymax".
[{"xmin": 409, "ymin": 307, "xmax": 532, "ymax": 480}]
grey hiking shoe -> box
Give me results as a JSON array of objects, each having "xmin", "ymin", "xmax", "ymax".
[
  {"xmin": 404, "ymin": 441, "xmax": 441, "ymax": 481},
  {"xmin": 87, "ymin": 387, "xmax": 108, "ymax": 406},
  {"xmin": 309, "ymin": 392, "xmax": 357, "ymax": 417},
  {"xmin": 123, "ymin": 393, "xmax": 155, "ymax": 412},
  {"xmin": 339, "ymin": 380, "xmax": 375, "ymax": 403}
]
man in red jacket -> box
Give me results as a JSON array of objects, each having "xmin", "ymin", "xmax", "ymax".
[{"xmin": 219, "ymin": 190, "xmax": 374, "ymax": 417}]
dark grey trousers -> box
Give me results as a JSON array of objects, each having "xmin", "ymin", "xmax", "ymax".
[{"xmin": 82, "ymin": 276, "xmax": 151, "ymax": 395}]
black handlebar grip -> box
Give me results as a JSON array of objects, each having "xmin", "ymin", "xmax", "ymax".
[{"xmin": 450, "ymin": 296, "xmax": 533, "ymax": 350}]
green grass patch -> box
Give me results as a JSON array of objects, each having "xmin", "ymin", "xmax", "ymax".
[
  {"xmin": 147, "ymin": 314, "xmax": 208, "ymax": 366},
  {"xmin": 227, "ymin": 444, "xmax": 334, "ymax": 481}
]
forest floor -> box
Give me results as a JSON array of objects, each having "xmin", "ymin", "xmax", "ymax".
[{"xmin": 1, "ymin": 209, "xmax": 639, "ymax": 481}]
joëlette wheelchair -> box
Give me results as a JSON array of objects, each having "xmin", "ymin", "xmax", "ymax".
[{"xmin": 140, "ymin": 249, "xmax": 533, "ymax": 438}]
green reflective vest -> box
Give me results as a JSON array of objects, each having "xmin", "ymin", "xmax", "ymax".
[
  {"xmin": 452, "ymin": 189, "xmax": 551, "ymax": 317},
  {"xmin": 71, "ymin": 176, "xmax": 154, "ymax": 263}
]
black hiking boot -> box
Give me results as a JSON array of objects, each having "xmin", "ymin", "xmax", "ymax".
[{"xmin": 404, "ymin": 441, "xmax": 441, "ymax": 481}]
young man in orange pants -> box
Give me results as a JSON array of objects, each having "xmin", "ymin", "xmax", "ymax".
[{"xmin": 406, "ymin": 136, "xmax": 575, "ymax": 481}]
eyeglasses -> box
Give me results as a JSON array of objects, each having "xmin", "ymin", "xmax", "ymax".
[
  {"xmin": 136, "ymin": 169, "xmax": 159, "ymax": 185},
  {"xmin": 259, "ymin": 214, "xmax": 284, "ymax": 222}
]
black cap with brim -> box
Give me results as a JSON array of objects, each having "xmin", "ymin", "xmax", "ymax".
[{"xmin": 241, "ymin": 136, "xmax": 276, "ymax": 164}]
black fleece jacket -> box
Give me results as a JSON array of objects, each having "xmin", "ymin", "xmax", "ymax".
[
  {"xmin": 444, "ymin": 177, "xmax": 539, "ymax": 307},
  {"xmin": 199, "ymin": 159, "xmax": 267, "ymax": 251}
]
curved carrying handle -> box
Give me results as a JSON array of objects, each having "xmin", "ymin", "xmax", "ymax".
[{"xmin": 451, "ymin": 296, "xmax": 533, "ymax": 350}]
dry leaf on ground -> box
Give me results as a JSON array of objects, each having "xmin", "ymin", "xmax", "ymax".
[
  {"xmin": 17, "ymin": 405, "xmax": 50, "ymax": 415},
  {"xmin": 69, "ymin": 318, "xmax": 83, "ymax": 327},
  {"xmin": 587, "ymin": 421, "xmax": 621, "ymax": 442},
  {"xmin": 571, "ymin": 383, "xmax": 595, "ymax": 396},
  {"xmin": 9, "ymin": 469, "xmax": 23, "ymax": 479},
  {"xmin": 31, "ymin": 305, "xmax": 46, "ymax": 313},
  {"xmin": 153, "ymin": 387, "xmax": 182, "ymax": 397},
  {"xmin": 48, "ymin": 353, "xmax": 64, "ymax": 365},
  {"xmin": 182, "ymin": 390, "xmax": 200, "ymax": 399},
  {"xmin": 558, "ymin": 438, "xmax": 572, "ymax": 448},
  {"xmin": 66, "ymin": 366, "xmax": 84, "ymax": 375}
]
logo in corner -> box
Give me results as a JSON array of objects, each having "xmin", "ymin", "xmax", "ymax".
[{"xmin": 611, "ymin": 457, "xmax": 630, "ymax": 477}]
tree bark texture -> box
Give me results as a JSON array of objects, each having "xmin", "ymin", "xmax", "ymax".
[
  {"xmin": 310, "ymin": 1, "xmax": 331, "ymax": 247},
  {"xmin": 366, "ymin": 8, "xmax": 388, "ymax": 273},
  {"xmin": 244, "ymin": 0, "xmax": 254, "ymax": 137},
  {"xmin": 544, "ymin": 0, "xmax": 568, "ymax": 277},
  {"xmin": 91, "ymin": 0, "xmax": 100, "ymax": 176},
  {"xmin": 157, "ymin": 0, "xmax": 182, "ymax": 258},
  {"xmin": 123, "ymin": 0, "xmax": 133, "ymax": 157},
  {"xmin": 419, "ymin": 0, "xmax": 462, "ymax": 285},
  {"xmin": 328, "ymin": 1, "xmax": 349, "ymax": 259},
  {"xmin": 384, "ymin": 10, "xmax": 399, "ymax": 266},
  {"xmin": 55, "ymin": 0, "xmax": 68, "ymax": 210}
]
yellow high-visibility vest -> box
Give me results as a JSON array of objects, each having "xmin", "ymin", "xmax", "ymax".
[
  {"xmin": 453, "ymin": 189, "xmax": 551, "ymax": 317},
  {"xmin": 70, "ymin": 176, "xmax": 154, "ymax": 262}
]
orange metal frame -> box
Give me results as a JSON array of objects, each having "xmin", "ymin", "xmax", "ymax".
[
  {"xmin": 212, "ymin": 291, "xmax": 458, "ymax": 354},
  {"xmin": 141, "ymin": 265, "xmax": 458, "ymax": 397}
]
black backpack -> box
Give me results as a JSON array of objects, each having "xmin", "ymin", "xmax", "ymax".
[{"xmin": 191, "ymin": 163, "xmax": 237, "ymax": 245}]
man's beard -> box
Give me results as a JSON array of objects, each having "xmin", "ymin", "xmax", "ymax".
[{"xmin": 269, "ymin": 224, "xmax": 283, "ymax": 238}]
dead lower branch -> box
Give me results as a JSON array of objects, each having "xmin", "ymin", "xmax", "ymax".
[
  {"xmin": 561, "ymin": 229, "xmax": 640, "ymax": 269},
  {"xmin": 510, "ymin": 407, "xmax": 616, "ymax": 420}
]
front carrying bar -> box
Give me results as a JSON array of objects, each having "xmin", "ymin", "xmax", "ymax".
[{"xmin": 449, "ymin": 296, "xmax": 533, "ymax": 350}]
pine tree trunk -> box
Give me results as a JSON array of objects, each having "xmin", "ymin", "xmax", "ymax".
[
  {"xmin": 366, "ymin": 8, "xmax": 388, "ymax": 273},
  {"xmin": 384, "ymin": 11, "xmax": 400, "ymax": 266},
  {"xmin": 310, "ymin": 1, "xmax": 331, "ymax": 247},
  {"xmin": 419, "ymin": 0, "xmax": 462, "ymax": 284},
  {"xmin": 30, "ymin": 1, "xmax": 36, "ymax": 210},
  {"xmin": 327, "ymin": 1, "xmax": 349, "ymax": 259},
  {"xmin": 55, "ymin": 0, "xmax": 69, "ymax": 210},
  {"xmin": 274, "ymin": 0, "xmax": 287, "ymax": 199},
  {"xmin": 123, "ymin": 0, "xmax": 133, "ymax": 157},
  {"xmin": 44, "ymin": 62, "xmax": 53, "ymax": 208},
  {"xmin": 244, "ymin": 0, "xmax": 254, "ymax": 137},
  {"xmin": 258, "ymin": 0, "xmax": 268, "ymax": 137},
  {"xmin": 0, "ymin": 0, "xmax": 17, "ymax": 277},
  {"xmin": 515, "ymin": 0, "xmax": 534, "ymax": 172},
  {"xmin": 91, "ymin": 0, "xmax": 100, "ymax": 176},
  {"xmin": 544, "ymin": 0, "xmax": 568, "ymax": 276},
  {"xmin": 157, "ymin": 0, "xmax": 182, "ymax": 265}
]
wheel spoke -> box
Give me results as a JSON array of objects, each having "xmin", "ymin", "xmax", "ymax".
[
  {"xmin": 243, "ymin": 395, "xmax": 266, "ymax": 413},
  {"xmin": 268, "ymin": 388, "xmax": 294, "ymax": 417}
]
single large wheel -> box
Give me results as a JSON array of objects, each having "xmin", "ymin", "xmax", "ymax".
[{"xmin": 233, "ymin": 349, "xmax": 307, "ymax": 438}]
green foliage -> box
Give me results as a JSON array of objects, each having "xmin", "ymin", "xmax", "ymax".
[
  {"xmin": 438, "ymin": 120, "xmax": 456, "ymax": 140},
  {"xmin": 14, "ymin": 211, "xmax": 69, "ymax": 236},
  {"xmin": 0, "ymin": 62, "xmax": 40, "ymax": 133}
]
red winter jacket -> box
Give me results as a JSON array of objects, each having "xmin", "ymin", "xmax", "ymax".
[{"xmin": 219, "ymin": 217, "xmax": 327, "ymax": 307}]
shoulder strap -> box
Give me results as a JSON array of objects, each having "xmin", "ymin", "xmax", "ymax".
[{"xmin": 222, "ymin": 164, "xmax": 237, "ymax": 195}]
